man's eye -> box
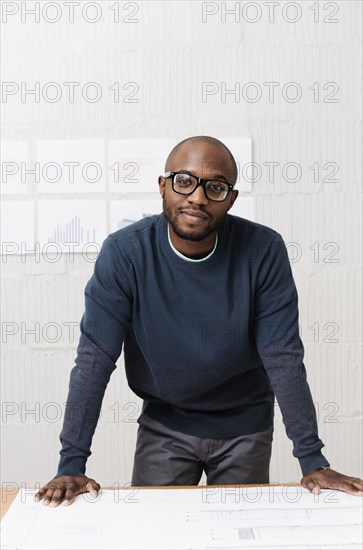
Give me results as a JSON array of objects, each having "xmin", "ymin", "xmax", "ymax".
[
  {"xmin": 178, "ymin": 177, "xmax": 193, "ymax": 186},
  {"xmin": 209, "ymin": 183, "xmax": 224, "ymax": 191}
]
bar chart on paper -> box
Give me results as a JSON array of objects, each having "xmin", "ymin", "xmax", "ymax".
[
  {"xmin": 38, "ymin": 200, "xmax": 107, "ymax": 251},
  {"xmin": 47, "ymin": 215, "xmax": 96, "ymax": 245},
  {"xmin": 1, "ymin": 487, "xmax": 362, "ymax": 549}
]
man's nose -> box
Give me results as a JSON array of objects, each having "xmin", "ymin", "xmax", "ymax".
[{"xmin": 187, "ymin": 184, "xmax": 209, "ymax": 205}]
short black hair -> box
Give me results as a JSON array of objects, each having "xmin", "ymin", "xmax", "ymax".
[{"xmin": 165, "ymin": 136, "xmax": 238, "ymax": 185}]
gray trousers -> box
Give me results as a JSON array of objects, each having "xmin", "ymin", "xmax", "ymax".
[{"xmin": 131, "ymin": 413, "xmax": 274, "ymax": 486}]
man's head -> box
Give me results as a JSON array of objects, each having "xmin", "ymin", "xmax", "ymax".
[{"xmin": 158, "ymin": 136, "xmax": 239, "ymax": 245}]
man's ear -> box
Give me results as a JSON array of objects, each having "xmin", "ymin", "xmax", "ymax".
[
  {"xmin": 228, "ymin": 189, "xmax": 239, "ymax": 209},
  {"xmin": 158, "ymin": 175, "xmax": 165, "ymax": 197}
]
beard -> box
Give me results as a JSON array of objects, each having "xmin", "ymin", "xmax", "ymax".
[{"xmin": 162, "ymin": 197, "xmax": 223, "ymax": 242}]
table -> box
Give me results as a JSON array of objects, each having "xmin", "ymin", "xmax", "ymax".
[
  {"xmin": 1, "ymin": 485, "xmax": 362, "ymax": 549},
  {"xmin": 1, "ymin": 484, "xmax": 272, "ymax": 520}
]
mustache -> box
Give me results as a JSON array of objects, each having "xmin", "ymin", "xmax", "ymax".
[
  {"xmin": 177, "ymin": 206, "xmax": 209, "ymax": 217},
  {"xmin": 162, "ymin": 196, "xmax": 210, "ymax": 218}
]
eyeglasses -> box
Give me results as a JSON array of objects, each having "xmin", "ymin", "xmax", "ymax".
[{"xmin": 164, "ymin": 171, "xmax": 234, "ymax": 202}]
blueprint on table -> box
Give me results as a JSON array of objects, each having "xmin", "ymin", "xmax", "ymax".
[{"xmin": 1, "ymin": 486, "xmax": 362, "ymax": 549}]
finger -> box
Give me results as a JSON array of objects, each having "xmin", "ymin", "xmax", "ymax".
[
  {"xmin": 351, "ymin": 479, "xmax": 363, "ymax": 493},
  {"xmin": 48, "ymin": 487, "xmax": 65, "ymax": 507},
  {"xmin": 320, "ymin": 477, "xmax": 363, "ymax": 496},
  {"xmin": 305, "ymin": 480, "xmax": 320, "ymax": 495},
  {"xmin": 86, "ymin": 481, "xmax": 100, "ymax": 498},
  {"xmin": 61, "ymin": 488, "xmax": 75, "ymax": 506},
  {"xmin": 340, "ymin": 481, "xmax": 363, "ymax": 496},
  {"xmin": 43, "ymin": 486, "xmax": 64, "ymax": 506},
  {"xmin": 42, "ymin": 487, "xmax": 57, "ymax": 506},
  {"xmin": 34, "ymin": 487, "xmax": 47, "ymax": 502}
]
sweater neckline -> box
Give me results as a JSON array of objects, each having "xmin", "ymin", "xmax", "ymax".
[
  {"xmin": 158, "ymin": 212, "xmax": 226, "ymax": 270},
  {"xmin": 167, "ymin": 222, "xmax": 218, "ymax": 262}
]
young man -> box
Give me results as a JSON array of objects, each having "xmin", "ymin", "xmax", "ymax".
[{"xmin": 35, "ymin": 136, "xmax": 363, "ymax": 506}]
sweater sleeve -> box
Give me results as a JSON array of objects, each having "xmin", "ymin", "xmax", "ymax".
[
  {"xmin": 55, "ymin": 236, "xmax": 133, "ymax": 478},
  {"xmin": 253, "ymin": 233, "xmax": 330, "ymax": 475}
]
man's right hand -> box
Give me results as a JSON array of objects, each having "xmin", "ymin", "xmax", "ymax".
[{"xmin": 34, "ymin": 476, "xmax": 100, "ymax": 507}]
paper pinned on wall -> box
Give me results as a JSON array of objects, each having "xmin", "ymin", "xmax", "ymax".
[
  {"xmin": 108, "ymin": 139, "xmax": 177, "ymax": 194},
  {"xmin": 36, "ymin": 140, "xmax": 106, "ymax": 194},
  {"xmin": 1, "ymin": 141, "xmax": 28, "ymax": 195},
  {"xmin": 110, "ymin": 198, "xmax": 162, "ymax": 232},
  {"xmin": 1, "ymin": 487, "xmax": 362, "ymax": 550},
  {"xmin": 38, "ymin": 199, "xmax": 107, "ymax": 251},
  {"xmin": 0, "ymin": 201, "xmax": 35, "ymax": 254}
]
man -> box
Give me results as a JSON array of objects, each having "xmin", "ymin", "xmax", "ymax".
[{"xmin": 35, "ymin": 136, "xmax": 363, "ymax": 506}]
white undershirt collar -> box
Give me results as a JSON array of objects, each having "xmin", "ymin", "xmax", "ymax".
[{"xmin": 167, "ymin": 223, "xmax": 218, "ymax": 262}]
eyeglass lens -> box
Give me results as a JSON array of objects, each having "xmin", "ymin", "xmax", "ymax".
[{"xmin": 173, "ymin": 173, "xmax": 229, "ymax": 201}]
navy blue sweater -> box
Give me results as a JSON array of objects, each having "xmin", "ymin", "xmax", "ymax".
[{"xmin": 56, "ymin": 212, "xmax": 329, "ymax": 478}]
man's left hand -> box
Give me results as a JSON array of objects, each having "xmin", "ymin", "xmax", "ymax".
[{"xmin": 301, "ymin": 469, "xmax": 363, "ymax": 496}]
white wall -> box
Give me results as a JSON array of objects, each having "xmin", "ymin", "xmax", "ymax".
[{"xmin": 1, "ymin": 0, "xmax": 362, "ymax": 489}]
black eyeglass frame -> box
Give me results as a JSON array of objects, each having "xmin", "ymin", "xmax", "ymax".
[{"xmin": 163, "ymin": 171, "xmax": 235, "ymax": 202}]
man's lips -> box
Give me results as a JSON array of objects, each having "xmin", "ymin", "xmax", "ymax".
[{"xmin": 179, "ymin": 209, "xmax": 209, "ymax": 222}]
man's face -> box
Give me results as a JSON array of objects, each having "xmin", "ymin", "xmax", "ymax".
[{"xmin": 158, "ymin": 143, "xmax": 238, "ymax": 242}]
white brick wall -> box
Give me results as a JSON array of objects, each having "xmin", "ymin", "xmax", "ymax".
[{"xmin": 1, "ymin": 1, "xmax": 362, "ymax": 488}]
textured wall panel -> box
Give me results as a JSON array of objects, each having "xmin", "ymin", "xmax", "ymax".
[{"xmin": 1, "ymin": 1, "xmax": 361, "ymax": 487}]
